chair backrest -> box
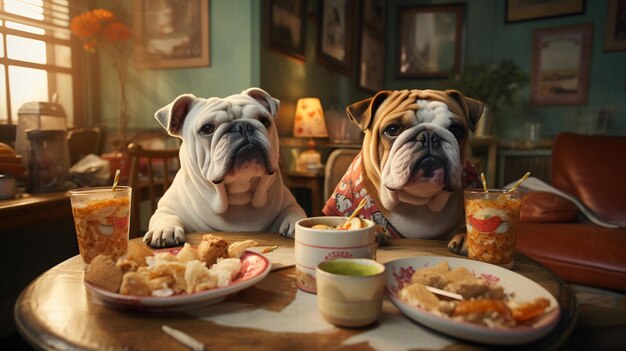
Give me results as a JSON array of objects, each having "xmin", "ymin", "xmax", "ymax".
[
  {"xmin": 127, "ymin": 143, "xmax": 180, "ymax": 238},
  {"xmin": 67, "ymin": 127, "xmax": 102, "ymax": 165},
  {"xmin": 324, "ymin": 148, "xmax": 360, "ymax": 201}
]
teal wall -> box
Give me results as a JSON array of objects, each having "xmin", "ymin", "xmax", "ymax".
[
  {"xmin": 99, "ymin": 0, "xmax": 260, "ymax": 133},
  {"xmin": 386, "ymin": 0, "xmax": 626, "ymax": 139},
  {"xmin": 260, "ymin": 0, "xmax": 369, "ymax": 136},
  {"xmin": 97, "ymin": 0, "xmax": 625, "ymax": 141}
]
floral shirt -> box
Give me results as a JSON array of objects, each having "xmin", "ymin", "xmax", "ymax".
[{"xmin": 322, "ymin": 152, "xmax": 480, "ymax": 238}]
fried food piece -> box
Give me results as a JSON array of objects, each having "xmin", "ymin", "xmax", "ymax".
[
  {"xmin": 444, "ymin": 266, "xmax": 475, "ymax": 282},
  {"xmin": 120, "ymin": 272, "xmax": 151, "ymax": 296},
  {"xmin": 445, "ymin": 277, "xmax": 490, "ymax": 299},
  {"xmin": 184, "ymin": 260, "xmax": 211, "ymax": 293},
  {"xmin": 228, "ymin": 239, "xmax": 258, "ymax": 258},
  {"xmin": 85, "ymin": 254, "xmax": 123, "ymax": 292},
  {"xmin": 116, "ymin": 241, "xmax": 154, "ymax": 272},
  {"xmin": 453, "ymin": 299, "xmax": 514, "ymax": 327},
  {"xmin": 411, "ymin": 261, "xmax": 450, "ymax": 288},
  {"xmin": 197, "ymin": 235, "xmax": 229, "ymax": 267},
  {"xmin": 176, "ymin": 243, "xmax": 198, "ymax": 263},
  {"xmin": 398, "ymin": 282, "xmax": 440, "ymax": 311}
]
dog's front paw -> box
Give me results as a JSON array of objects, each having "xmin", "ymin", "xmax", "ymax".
[
  {"xmin": 143, "ymin": 226, "xmax": 185, "ymax": 248},
  {"xmin": 447, "ymin": 232, "xmax": 468, "ymax": 256},
  {"xmin": 375, "ymin": 225, "xmax": 392, "ymax": 247},
  {"xmin": 279, "ymin": 222, "xmax": 295, "ymax": 239}
]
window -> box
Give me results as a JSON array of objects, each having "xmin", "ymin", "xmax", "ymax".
[{"xmin": 0, "ymin": 0, "xmax": 78, "ymax": 126}]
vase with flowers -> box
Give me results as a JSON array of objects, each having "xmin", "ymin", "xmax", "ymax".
[
  {"xmin": 71, "ymin": 8, "xmax": 131, "ymax": 178},
  {"xmin": 71, "ymin": 7, "xmax": 131, "ymax": 151}
]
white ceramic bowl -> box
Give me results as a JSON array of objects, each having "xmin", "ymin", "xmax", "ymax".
[{"xmin": 295, "ymin": 216, "xmax": 376, "ymax": 293}]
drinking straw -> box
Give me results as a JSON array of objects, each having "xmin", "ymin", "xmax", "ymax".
[
  {"xmin": 112, "ymin": 169, "xmax": 121, "ymax": 191},
  {"xmin": 508, "ymin": 171, "xmax": 531, "ymax": 193},
  {"xmin": 480, "ymin": 172, "xmax": 488, "ymax": 192},
  {"xmin": 340, "ymin": 197, "xmax": 368, "ymax": 229}
]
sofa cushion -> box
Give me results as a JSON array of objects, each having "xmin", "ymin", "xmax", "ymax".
[
  {"xmin": 521, "ymin": 191, "xmax": 579, "ymax": 223},
  {"xmin": 517, "ymin": 222, "xmax": 626, "ymax": 292},
  {"xmin": 552, "ymin": 133, "xmax": 626, "ymax": 227}
]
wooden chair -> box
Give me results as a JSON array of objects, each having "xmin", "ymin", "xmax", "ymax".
[
  {"xmin": 127, "ymin": 143, "xmax": 180, "ymax": 238},
  {"xmin": 67, "ymin": 127, "xmax": 102, "ymax": 165},
  {"xmin": 324, "ymin": 148, "xmax": 360, "ymax": 201}
]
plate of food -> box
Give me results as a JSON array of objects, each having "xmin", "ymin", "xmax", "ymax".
[
  {"xmin": 84, "ymin": 235, "xmax": 271, "ymax": 311},
  {"xmin": 385, "ymin": 256, "xmax": 560, "ymax": 345}
]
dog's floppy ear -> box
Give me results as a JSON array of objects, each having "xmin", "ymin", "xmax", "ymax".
[
  {"xmin": 155, "ymin": 94, "xmax": 197, "ymax": 137},
  {"xmin": 445, "ymin": 90, "xmax": 484, "ymax": 132},
  {"xmin": 242, "ymin": 87, "xmax": 280, "ymax": 118},
  {"xmin": 346, "ymin": 90, "xmax": 391, "ymax": 131}
]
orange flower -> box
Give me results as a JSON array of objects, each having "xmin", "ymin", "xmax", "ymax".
[
  {"xmin": 91, "ymin": 8, "xmax": 116, "ymax": 22},
  {"xmin": 70, "ymin": 11, "xmax": 101, "ymax": 38},
  {"xmin": 103, "ymin": 22, "xmax": 130, "ymax": 42},
  {"xmin": 71, "ymin": 8, "xmax": 130, "ymax": 50}
]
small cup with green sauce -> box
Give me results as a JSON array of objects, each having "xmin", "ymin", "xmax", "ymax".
[{"xmin": 316, "ymin": 258, "xmax": 386, "ymax": 328}]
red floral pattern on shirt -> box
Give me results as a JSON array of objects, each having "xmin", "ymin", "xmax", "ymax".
[{"xmin": 322, "ymin": 151, "xmax": 480, "ymax": 238}]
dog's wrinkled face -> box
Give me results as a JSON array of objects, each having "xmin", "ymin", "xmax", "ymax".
[
  {"xmin": 155, "ymin": 89, "xmax": 280, "ymax": 201},
  {"xmin": 348, "ymin": 89, "xmax": 483, "ymax": 212}
]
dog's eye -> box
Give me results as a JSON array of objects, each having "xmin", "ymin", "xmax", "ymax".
[
  {"xmin": 449, "ymin": 124, "xmax": 465, "ymax": 140},
  {"xmin": 198, "ymin": 124, "xmax": 215, "ymax": 135},
  {"xmin": 258, "ymin": 116, "xmax": 271, "ymax": 128},
  {"xmin": 383, "ymin": 124, "xmax": 401, "ymax": 138}
]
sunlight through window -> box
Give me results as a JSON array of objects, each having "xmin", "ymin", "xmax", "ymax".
[{"xmin": 0, "ymin": 0, "xmax": 75, "ymax": 125}]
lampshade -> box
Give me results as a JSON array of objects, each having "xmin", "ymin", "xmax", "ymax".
[{"xmin": 293, "ymin": 98, "xmax": 328, "ymax": 138}]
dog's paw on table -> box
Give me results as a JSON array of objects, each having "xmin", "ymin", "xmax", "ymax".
[
  {"xmin": 447, "ymin": 232, "xmax": 468, "ymax": 256},
  {"xmin": 143, "ymin": 227, "xmax": 185, "ymax": 248}
]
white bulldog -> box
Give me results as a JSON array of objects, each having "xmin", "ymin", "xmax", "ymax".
[{"xmin": 144, "ymin": 88, "xmax": 306, "ymax": 248}]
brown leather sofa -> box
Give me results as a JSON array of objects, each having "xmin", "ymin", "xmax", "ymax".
[{"xmin": 516, "ymin": 133, "xmax": 626, "ymax": 292}]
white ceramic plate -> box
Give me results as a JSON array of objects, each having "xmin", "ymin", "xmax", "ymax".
[
  {"xmin": 385, "ymin": 256, "xmax": 560, "ymax": 345},
  {"xmin": 85, "ymin": 250, "xmax": 271, "ymax": 311}
]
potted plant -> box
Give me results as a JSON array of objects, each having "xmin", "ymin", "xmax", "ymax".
[{"xmin": 447, "ymin": 60, "xmax": 528, "ymax": 136}]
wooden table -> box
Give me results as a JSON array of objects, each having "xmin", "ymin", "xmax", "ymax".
[{"xmin": 15, "ymin": 233, "xmax": 577, "ymax": 351}]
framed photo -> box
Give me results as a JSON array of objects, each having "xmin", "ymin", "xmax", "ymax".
[
  {"xmin": 396, "ymin": 5, "xmax": 463, "ymax": 79},
  {"xmin": 362, "ymin": 0, "xmax": 386, "ymax": 36},
  {"xmin": 268, "ymin": 0, "xmax": 307, "ymax": 60},
  {"xmin": 531, "ymin": 24, "xmax": 593, "ymax": 106},
  {"xmin": 604, "ymin": 0, "xmax": 626, "ymax": 51},
  {"xmin": 318, "ymin": 0, "xmax": 353, "ymax": 74},
  {"xmin": 134, "ymin": 0, "xmax": 210, "ymax": 69},
  {"xmin": 358, "ymin": 30, "xmax": 385, "ymax": 92},
  {"xmin": 505, "ymin": 0, "xmax": 586, "ymax": 23}
]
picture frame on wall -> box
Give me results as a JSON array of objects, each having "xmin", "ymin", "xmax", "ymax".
[
  {"xmin": 505, "ymin": 0, "xmax": 586, "ymax": 23},
  {"xmin": 358, "ymin": 30, "xmax": 385, "ymax": 92},
  {"xmin": 531, "ymin": 24, "xmax": 593, "ymax": 106},
  {"xmin": 604, "ymin": 0, "xmax": 626, "ymax": 51},
  {"xmin": 318, "ymin": 0, "xmax": 352, "ymax": 74},
  {"xmin": 396, "ymin": 5, "xmax": 463, "ymax": 79},
  {"xmin": 134, "ymin": 0, "xmax": 210, "ymax": 69},
  {"xmin": 362, "ymin": 0, "xmax": 386, "ymax": 36},
  {"xmin": 268, "ymin": 0, "xmax": 307, "ymax": 60}
]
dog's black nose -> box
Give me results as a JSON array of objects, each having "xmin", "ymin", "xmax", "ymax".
[
  {"xmin": 232, "ymin": 122, "xmax": 255, "ymax": 136},
  {"xmin": 418, "ymin": 131, "xmax": 441, "ymax": 149}
]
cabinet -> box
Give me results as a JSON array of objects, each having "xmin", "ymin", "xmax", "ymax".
[{"xmin": 497, "ymin": 148, "xmax": 552, "ymax": 187}]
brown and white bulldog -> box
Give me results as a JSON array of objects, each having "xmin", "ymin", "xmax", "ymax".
[{"xmin": 323, "ymin": 89, "xmax": 483, "ymax": 243}]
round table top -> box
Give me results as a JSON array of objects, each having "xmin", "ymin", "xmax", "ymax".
[{"xmin": 15, "ymin": 232, "xmax": 577, "ymax": 351}]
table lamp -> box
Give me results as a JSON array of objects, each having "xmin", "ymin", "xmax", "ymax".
[{"xmin": 293, "ymin": 97, "xmax": 328, "ymax": 171}]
